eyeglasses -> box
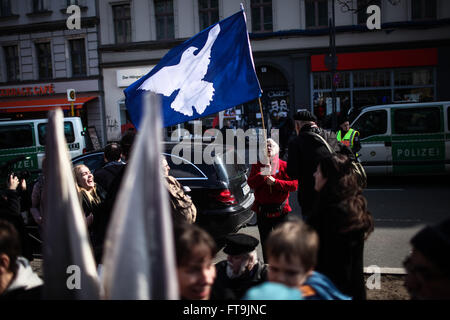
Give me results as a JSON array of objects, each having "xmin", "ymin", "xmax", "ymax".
[{"xmin": 403, "ymin": 255, "xmax": 444, "ymax": 281}]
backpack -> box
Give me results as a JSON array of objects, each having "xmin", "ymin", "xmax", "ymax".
[{"xmin": 305, "ymin": 130, "xmax": 367, "ymax": 189}]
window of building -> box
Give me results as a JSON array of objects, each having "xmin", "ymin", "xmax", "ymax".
[
  {"xmin": 412, "ymin": 0, "xmax": 436, "ymax": 20},
  {"xmin": 69, "ymin": 39, "xmax": 86, "ymax": 76},
  {"xmin": 32, "ymin": 0, "xmax": 46, "ymax": 13},
  {"xmin": 251, "ymin": 0, "xmax": 272, "ymax": 32},
  {"xmin": 113, "ymin": 4, "xmax": 131, "ymax": 44},
  {"xmin": 305, "ymin": 0, "xmax": 328, "ymax": 28},
  {"xmin": 393, "ymin": 107, "xmax": 441, "ymax": 134},
  {"xmin": 0, "ymin": 0, "xmax": 12, "ymax": 16},
  {"xmin": 313, "ymin": 72, "xmax": 350, "ymax": 90},
  {"xmin": 155, "ymin": 0, "xmax": 174, "ymax": 40},
  {"xmin": 4, "ymin": 45, "xmax": 19, "ymax": 81},
  {"xmin": 394, "ymin": 68, "xmax": 433, "ymax": 86},
  {"xmin": 354, "ymin": 70, "xmax": 390, "ymax": 88},
  {"xmin": 311, "ymin": 67, "xmax": 436, "ymax": 127},
  {"xmin": 36, "ymin": 42, "xmax": 52, "ymax": 79},
  {"xmin": 199, "ymin": 0, "xmax": 219, "ymax": 30},
  {"xmin": 352, "ymin": 110, "xmax": 387, "ymax": 139},
  {"xmin": 357, "ymin": 0, "xmax": 381, "ymax": 25}
]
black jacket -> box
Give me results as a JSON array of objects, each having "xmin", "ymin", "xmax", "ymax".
[
  {"xmin": 0, "ymin": 189, "xmax": 32, "ymax": 260},
  {"xmin": 286, "ymin": 125, "xmax": 333, "ymax": 219},
  {"xmin": 309, "ymin": 201, "xmax": 366, "ymax": 300},
  {"xmin": 211, "ymin": 260, "xmax": 268, "ymax": 300}
]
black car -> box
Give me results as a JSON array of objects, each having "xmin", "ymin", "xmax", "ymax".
[{"xmin": 71, "ymin": 142, "xmax": 255, "ymax": 242}]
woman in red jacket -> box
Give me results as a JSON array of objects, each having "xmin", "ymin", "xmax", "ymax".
[{"xmin": 247, "ymin": 138, "xmax": 298, "ymax": 261}]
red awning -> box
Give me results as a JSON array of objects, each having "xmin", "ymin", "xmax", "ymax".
[
  {"xmin": 311, "ymin": 48, "xmax": 438, "ymax": 72},
  {"xmin": 0, "ymin": 96, "xmax": 98, "ymax": 113}
]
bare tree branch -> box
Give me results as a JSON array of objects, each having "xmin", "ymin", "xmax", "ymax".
[{"xmin": 337, "ymin": 0, "xmax": 401, "ymax": 14}]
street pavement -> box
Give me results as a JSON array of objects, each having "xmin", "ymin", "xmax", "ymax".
[{"xmin": 215, "ymin": 174, "xmax": 450, "ymax": 273}]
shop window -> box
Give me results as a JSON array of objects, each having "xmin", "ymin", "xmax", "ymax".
[
  {"xmin": 155, "ymin": 0, "xmax": 174, "ymax": 40},
  {"xmin": 0, "ymin": 125, "xmax": 33, "ymax": 149},
  {"xmin": 353, "ymin": 70, "xmax": 390, "ymax": 88},
  {"xmin": 4, "ymin": 45, "xmax": 19, "ymax": 81},
  {"xmin": 199, "ymin": 0, "xmax": 219, "ymax": 30},
  {"xmin": 113, "ymin": 4, "xmax": 131, "ymax": 44},
  {"xmin": 352, "ymin": 110, "xmax": 387, "ymax": 139},
  {"xmin": 394, "ymin": 87, "xmax": 434, "ymax": 103},
  {"xmin": 357, "ymin": 0, "xmax": 381, "ymax": 25},
  {"xmin": 69, "ymin": 39, "xmax": 86, "ymax": 77},
  {"xmin": 38, "ymin": 122, "xmax": 75, "ymax": 145},
  {"xmin": 313, "ymin": 72, "xmax": 350, "ymax": 90},
  {"xmin": 394, "ymin": 68, "xmax": 432, "ymax": 86},
  {"xmin": 0, "ymin": 0, "xmax": 12, "ymax": 16},
  {"xmin": 305, "ymin": 0, "xmax": 328, "ymax": 28},
  {"xmin": 36, "ymin": 42, "xmax": 53, "ymax": 79},
  {"xmin": 393, "ymin": 107, "xmax": 440, "ymax": 134},
  {"xmin": 411, "ymin": 0, "xmax": 436, "ymax": 20},
  {"xmin": 251, "ymin": 0, "xmax": 272, "ymax": 32}
]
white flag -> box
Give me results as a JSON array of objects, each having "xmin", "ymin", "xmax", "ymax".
[
  {"xmin": 43, "ymin": 108, "xmax": 100, "ymax": 299},
  {"xmin": 101, "ymin": 93, "xmax": 179, "ymax": 300}
]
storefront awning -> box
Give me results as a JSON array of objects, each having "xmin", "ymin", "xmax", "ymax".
[{"xmin": 0, "ymin": 96, "xmax": 98, "ymax": 113}]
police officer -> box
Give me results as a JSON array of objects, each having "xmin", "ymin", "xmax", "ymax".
[{"xmin": 337, "ymin": 116, "xmax": 361, "ymax": 157}]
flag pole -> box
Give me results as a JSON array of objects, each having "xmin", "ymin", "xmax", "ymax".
[{"xmin": 258, "ymin": 97, "xmax": 272, "ymax": 193}]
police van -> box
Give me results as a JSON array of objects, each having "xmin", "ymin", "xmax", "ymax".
[
  {"xmin": 351, "ymin": 101, "xmax": 450, "ymax": 175},
  {"xmin": 0, "ymin": 117, "xmax": 89, "ymax": 175}
]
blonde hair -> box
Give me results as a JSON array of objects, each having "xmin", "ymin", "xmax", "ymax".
[{"xmin": 73, "ymin": 164, "xmax": 100, "ymax": 205}]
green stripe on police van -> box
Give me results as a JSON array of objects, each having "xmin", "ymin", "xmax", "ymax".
[{"xmin": 393, "ymin": 163, "xmax": 445, "ymax": 174}]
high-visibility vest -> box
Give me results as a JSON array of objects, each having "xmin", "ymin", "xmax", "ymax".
[{"xmin": 337, "ymin": 128, "xmax": 357, "ymax": 149}]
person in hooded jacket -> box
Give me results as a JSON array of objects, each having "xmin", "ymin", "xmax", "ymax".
[{"xmin": 0, "ymin": 220, "xmax": 43, "ymax": 300}]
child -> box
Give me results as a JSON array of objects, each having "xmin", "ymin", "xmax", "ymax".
[{"xmin": 255, "ymin": 219, "xmax": 350, "ymax": 300}]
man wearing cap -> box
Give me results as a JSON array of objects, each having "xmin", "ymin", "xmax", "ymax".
[
  {"xmin": 337, "ymin": 116, "xmax": 361, "ymax": 157},
  {"xmin": 404, "ymin": 218, "xmax": 450, "ymax": 300},
  {"xmin": 211, "ymin": 234, "xmax": 267, "ymax": 300},
  {"xmin": 286, "ymin": 110, "xmax": 335, "ymax": 221}
]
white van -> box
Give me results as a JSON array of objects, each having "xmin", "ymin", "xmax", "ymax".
[
  {"xmin": 351, "ymin": 101, "xmax": 450, "ymax": 175},
  {"xmin": 0, "ymin": 117, "xmax": 89, "ymax": 173}
]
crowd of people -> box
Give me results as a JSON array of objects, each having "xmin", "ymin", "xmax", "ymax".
[{"xmin": 0, "ymin": 111, "xmax": 449, "ymax": 301}]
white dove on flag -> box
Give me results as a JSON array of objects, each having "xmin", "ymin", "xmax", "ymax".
[{"xmin": 139, "ymin": 24, "xmax": 220, "ymax": 116}]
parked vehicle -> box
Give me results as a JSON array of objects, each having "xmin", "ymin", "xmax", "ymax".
[
  {"xmin": 0, "ymin": 117, "xmax": 90, "ymax": 185},
  {"xmin": 71, "ymin": 142, "xmax": 255, "ymax": 242},
  {"xmin": 351, "ymin": 101, "xmax": 450, "ymax": 175}
]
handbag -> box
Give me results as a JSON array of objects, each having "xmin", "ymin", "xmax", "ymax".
[{"xmin": 259, "ymin": 199, "xmax": 287, "ymax": 218}]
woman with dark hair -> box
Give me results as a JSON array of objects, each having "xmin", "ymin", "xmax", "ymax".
[
  {"xmin": 310, "ymin": 154, "xmax": 374, "ymax": 300},
  {"xmin": 174, "ymin": 223, "xmax": 217, "ymax": 300}
]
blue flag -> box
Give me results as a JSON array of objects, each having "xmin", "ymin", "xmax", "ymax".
[{"xmin": 124, "ymin": 10, "xmax": 262, "ymax": 129}]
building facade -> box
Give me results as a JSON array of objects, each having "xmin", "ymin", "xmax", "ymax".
[
  {"xmin": 98, "ymin": 0, "xmax": 450, "ymax": 141},
  {"xmin": 0, "ymin": 0, "xmax": 106, "ymax": 145}
]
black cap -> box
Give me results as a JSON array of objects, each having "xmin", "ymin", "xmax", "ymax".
[
  {"xmin": 294, "ymin": 110, "xmax": 317, "ymax": 122},
  {"xmin": 411, "ymin": 218, "xmax": 450, "ymax": 273},
  {"xmin": 223, "ymin": 234, "xmax": 259, "ymax": 255},
  {"xmin": 338, "ymin": 114, "xmax": 349, "ymax": 125}
]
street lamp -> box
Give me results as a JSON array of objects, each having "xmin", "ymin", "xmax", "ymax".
[{"xmin": 329, "ymin": 0, "xmax": 337, "ymax": 131}]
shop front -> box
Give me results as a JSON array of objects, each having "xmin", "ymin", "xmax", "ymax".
[
  {"xmin": 0, "ymin": 80, "xmax": 103, "ymax": 144},
  {"xmin": 310, "ymin": 48, "xmax": 438, "ymax": 127}
]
